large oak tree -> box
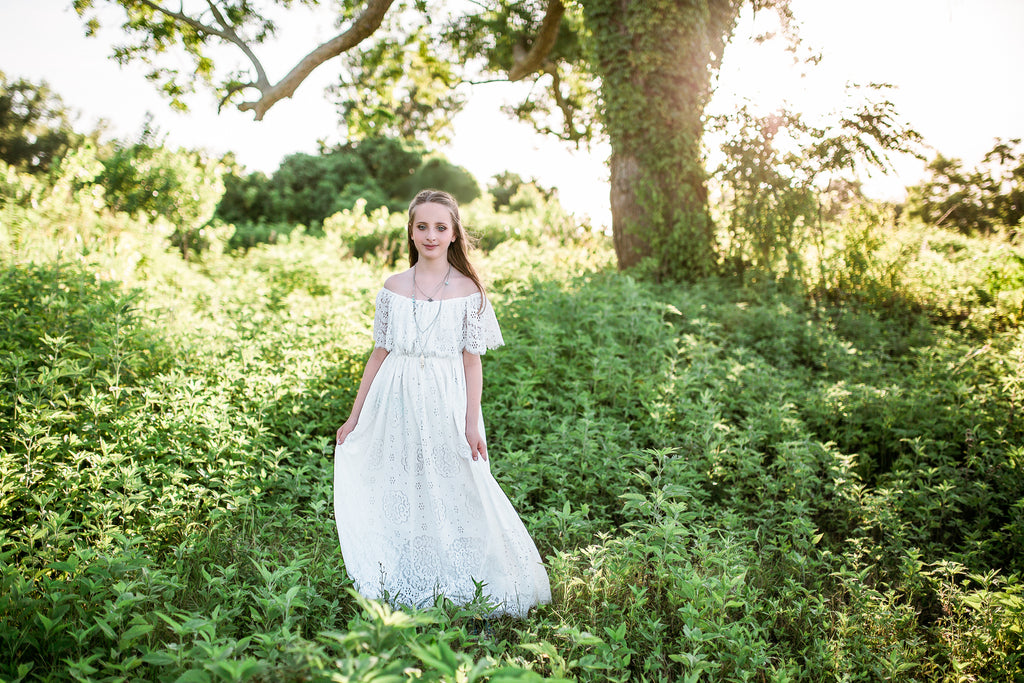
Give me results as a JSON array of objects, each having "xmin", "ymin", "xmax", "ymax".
[{"xmin": 73, "ymin": 0, "xmax": 790, "ymax": 278}]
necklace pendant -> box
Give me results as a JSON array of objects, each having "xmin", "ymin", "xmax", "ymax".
[{"xmin": 419, "ymin": 354, "xmax": 425, "ymax": 368}]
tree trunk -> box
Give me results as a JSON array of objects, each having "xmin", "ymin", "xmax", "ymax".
[{"xmin": 584, "ymin": 0, "xmax": 741, "ymax": 279}]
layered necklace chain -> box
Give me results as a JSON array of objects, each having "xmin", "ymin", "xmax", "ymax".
[
  {"xmin": 414, "ymin": 262, "xmax": 451, "ymax": 302},
  {"xmin": 412, "ymin": 263, "xmax": 451, "ymax": 367}
]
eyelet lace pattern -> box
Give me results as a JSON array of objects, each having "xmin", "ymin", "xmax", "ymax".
[
  {"xmin": 335, "ymin": 288, "xmax": 550, "ymax": 616},
  {"xmin": 372, "ymin": 289, "xmax": 504, "ymax": 357}
]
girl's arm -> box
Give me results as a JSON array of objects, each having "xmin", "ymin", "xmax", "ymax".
[
  {"xmin": 336, "ymin": 347, "xmax": 389, "ymax": 445},
  {"xmin": 463, "ymin": 349, "xmax": 487, "ymax": 461}
]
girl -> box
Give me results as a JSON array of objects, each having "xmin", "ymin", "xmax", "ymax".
[{"xmin": 333, "ymin": 189, "xmax": 551, "ymax": 616}]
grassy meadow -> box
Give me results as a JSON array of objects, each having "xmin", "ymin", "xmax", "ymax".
[{"xmin": 1, "ymin": 191, "xmax": 1023, "ymax": 681}]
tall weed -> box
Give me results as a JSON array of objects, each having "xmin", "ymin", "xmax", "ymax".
[{"xmin": 2, "ymin": 203, "xmax": 1022, "ymax": 681}]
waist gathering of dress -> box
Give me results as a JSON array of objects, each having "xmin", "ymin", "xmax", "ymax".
[{"xmin": 333, "ymin": 288, "xmax": 551, "ymax": 616}]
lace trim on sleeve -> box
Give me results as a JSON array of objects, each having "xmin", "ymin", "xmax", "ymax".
[
  {"xmin": 463, "ymin": 294, "xmax": 504, "ymax": 355},
  {"xmin": 372, "ymin": 288, "xmax": 393, "ymax": 350}
]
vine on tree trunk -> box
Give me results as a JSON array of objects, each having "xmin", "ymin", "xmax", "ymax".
[{"xmin": 582, "ymin": 0, "xmax": 744, "ymax": 280}]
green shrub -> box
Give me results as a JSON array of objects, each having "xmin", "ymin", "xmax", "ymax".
[
  {"xmin": 225, "ymin": 220, "xmax": 301, "ymax": 251},
  {"xmin": 907, "ymin": 138, "xmax": 1024, "ymax": 235},
  {"xmin": 2, "ymin": 198, "xmax": 1022, "ymax": 681},
  {"xmin": 397, "ymin": 156, "xmax": 480, "ymax": 205},
  {"xmin": 0, "ymin": 72, "xmax": 88, "ymax": 176}
]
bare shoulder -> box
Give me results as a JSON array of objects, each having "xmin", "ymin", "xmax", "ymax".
[
  {"xmin": 448, "ymin": 270, "xmax": 483, "ymax": 299},
  {"xmin": 384, "ymin": 269, "xmax": 413, "ymax": 295}
]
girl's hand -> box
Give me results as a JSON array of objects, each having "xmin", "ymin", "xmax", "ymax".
[
  {"xmin": 466, "ymin": 426, "xmax": 487, "ymax": 461},
  {"xmin": 336, "ymin": 419, "xmax": 356, "ymax": 446}
]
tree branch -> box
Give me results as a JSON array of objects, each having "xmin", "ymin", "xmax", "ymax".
[
  {"xmin": 238, "ymin": 0, "xmax": 396, "ymax": 120},
  {"xmin": 135, "ymin": 0, "xmax": 232, "ymax": 41},
  {"xmin": 204, "ymin": 0, "xmax": 269, "ymax": 90},
  {"xmin": 542, "ymin": 61, "xmax": 586, "ymax": 144},
  {"xmin": 462, "ymin": 77, "xmax": 511, "ymax": 86},
  {"xmin": 136, "ymin": 0, "xmax": 270, "ymax": 90},
  {"xmin": 508, "ymin": 0, "xmax": 565, "ymax": 82}
]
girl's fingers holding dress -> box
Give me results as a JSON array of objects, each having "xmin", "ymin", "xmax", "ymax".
[
  {"xmin": 337, "ymin": 423, "xmax": 353, "ymax": 445},
  {"xmin": 467, "ymin": 434, "xmax": 487, "ymax": 461}
]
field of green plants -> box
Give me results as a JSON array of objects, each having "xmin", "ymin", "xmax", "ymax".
[{"xmin": 2, "ymin": 174, "xmax": 1024, "ymax": 682}]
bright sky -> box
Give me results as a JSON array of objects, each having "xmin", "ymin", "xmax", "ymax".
[{"xmin": 1, "ymin": 0, "xmax": 1022, "ymax": 226}]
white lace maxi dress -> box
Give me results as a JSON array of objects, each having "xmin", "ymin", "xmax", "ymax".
[{"xmin": 333, "ymin": 288, "xmax": 551, "ymax": 616}]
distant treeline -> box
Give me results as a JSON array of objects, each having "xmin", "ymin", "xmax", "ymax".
[
  {"xmin": 0, "ymin": 72, "xmax": 555, "ymax": 242},
  {"xmin": 2, "ymin": 71, "xmax": 1021, "ymax": 264},
  {"xmin": 216, "ymin": 137, "xmax": 482, "ymax": 229}
]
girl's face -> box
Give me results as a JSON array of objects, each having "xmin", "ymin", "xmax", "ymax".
[{"xmin": 410, "ymin": 202, "xmax": 457, "ymax": 262}]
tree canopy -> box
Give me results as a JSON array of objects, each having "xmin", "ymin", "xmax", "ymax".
[
  {"xmin": 0, "ymin": 72, "xmax": 90, "ymax": 175},
  {"xmin": 73, "ymin": 0, "xmax": 796, "ymax": 277},
  {"xmin": 215, "ymin": 137, "xmax": 481, "ymax": 231},
  {"xmin": 907, "ymin": 139, "xmax": 1024, "ymax": 235}
]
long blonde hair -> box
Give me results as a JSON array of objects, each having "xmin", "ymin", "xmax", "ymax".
[{"xmin": 407, "ymin": 189, "xmax": 486, "ymax": 304}]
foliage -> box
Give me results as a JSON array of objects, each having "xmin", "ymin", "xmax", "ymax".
[
  {"xmin": 709, "ymin": 86, "xmax": 924, "ymax": 277},
  {"xmin": 319, "ymin": 190, "xmax": 596, "ymax": 269},
  {"xmin": 397, "ymin": 156, "xmax": 481, "ymax": 206},
  {"xmin": 907, "ymin": 138, "xmax": 1024, "ymax": 234},
  {"xmin": 487, "ymin": 172, "xmax": 556, "ymax": 211},
  {"xmin": 446, "ymin": 0, "xmax": 597, "ymax": 145},
  {"xmin": 323, "ymin": 200, "xmax": 408, "ymax": 267},
  {"xmin": 0, "ymin": 145, "xmax": 183, "ymax": 282},
  {"xmin": 216, "ymin": 149, "xmax": 389, "ymax": 234},
  {"xmin": 70, "ymin": 0, "xmax": 811, "ymax": 278},
  {"xmin": 3, "ymin": 194, "xmax": 1023, "ymax": 681},
  {"xmin": 0, "ymin": 72, "xmax": 90, "ymax": 176},
  {"xmin": 214, "ymin": 140, "xmax": 483, "ymax": 243},
  {"xmin": 333, "ymin": 16, "xmax": 465, "ymax": 144},
  {"xmin": 94, "ymin": 121, "xmax": 227, "ymax": 258},
  {"xmin": 0, "ymin": 106, "xmax": 230, "ymax": 264},
  {"xmin": 813, "ymin": 206, "xmax": 1024, "ymax": 336},
  {"xmin": 710, "ymin": 107, "xmax": 818, "ymax": 276},
  {"xmin": 215, "ymin": 168, "xmax": 272, "ymax": 230}
]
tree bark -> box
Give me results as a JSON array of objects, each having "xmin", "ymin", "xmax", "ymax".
[
  {"xmin": 584, "ymin": 0, "xmax": 741, "ymax": 279},
  {"xmin": 609, "ymin": 152, "xmax": 648, "ymax": 266},
  {"xmin": 238, "ymin": 0, "xmax": 396, "ymax": 120},
  {"xmin": 508, "ymin": 0, "xmax": 566, "ymax": 82}
]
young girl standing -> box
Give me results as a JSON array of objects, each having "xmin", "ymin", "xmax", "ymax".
[{"xmin": 333, "ymin": 189, "xmax": 551, "ymax": 616}]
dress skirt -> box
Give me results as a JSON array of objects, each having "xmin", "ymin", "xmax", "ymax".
[{"xmin": 333, "ymin": 289, "xmax": 550, "ymax": 616}]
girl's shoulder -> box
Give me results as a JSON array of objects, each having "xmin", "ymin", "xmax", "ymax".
[
  {"xmin": 381, "ymin": 267, "xmax": 481, "ymax": 301},
  {"xmin": 446, "ymin": 269, "xmax": 482, "ymax": 299},
  {"xmin": 383, "ymin": 269, "xmax": 414, "ymax": 296}
]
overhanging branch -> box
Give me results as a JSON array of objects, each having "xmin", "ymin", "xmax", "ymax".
[
  {"xmin": 204, "ymin": 0, "xmax": 270, "ymax": 90},
  {"xmin": 136, "ymin": 0, "xmax": 272, "ymax": 95},
  {"xmin": 135, "ymin": 0, "xmax": 233, "ymax": 42},
  {"xmin": 238, "ymin": 0, "xmax": 396, "ymax": 120},
  {"xmin": 508, "ymin": 0, "xmax": 565, "ymax": 82},
  {"xmin": 542, "ymin": 61, "xmax": 583, "ymax": 143}
]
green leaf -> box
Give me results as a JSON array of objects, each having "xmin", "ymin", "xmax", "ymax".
[
  {"xmin": 408, "ymin": 640, "xmax": 459, "ymax": 676},
  {"xmin": 94, "ymin": 617, "xmax": 116, "ymax": 640},
  {"xmin": 119, "ymin": 622, "xmax": 154, "ymax": 646},
  {"xmin": 141, "ymin": 651, "xmax": 177, "ymax": 666},
  {"xmin": 174, "ymin": 670, "xmax": 212, "ymax": 683}
]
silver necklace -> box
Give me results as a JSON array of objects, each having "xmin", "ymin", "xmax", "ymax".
[
  {"xmin": 412, "ymin": 264, "xmax": 451, "ymax": 367},
  {"xmin": 414, "ymin": 263, "xmax": 451, "ymax": 301}
]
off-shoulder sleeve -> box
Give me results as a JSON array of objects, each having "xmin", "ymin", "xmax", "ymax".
[
  {"xmin": 463, "ymin": 295, "xmax": 504, "ymax": 355},
  {"xmin": 372, "ymin": 289, "xmax": 394, "ymax": 350}
]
